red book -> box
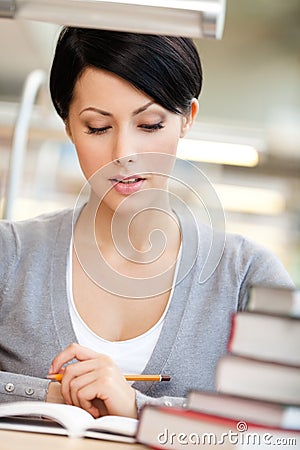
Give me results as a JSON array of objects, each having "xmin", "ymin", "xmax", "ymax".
[
  {"xmin": 187, "ymin": 390, "xmax": 300, "ymax": 430},
  {"xmin": 137, "ymin": 405, "xmax": 300, "ymax": 450}
]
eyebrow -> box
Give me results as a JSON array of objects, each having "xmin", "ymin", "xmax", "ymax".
[{"xmin": 79, "ymin": 101, "xmax": 155, "ymax": 117}]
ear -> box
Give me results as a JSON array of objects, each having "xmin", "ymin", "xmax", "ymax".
[
  {"xmin": 180, "ymin": 98, "xmax": 199, "ymax": 138},
  {"xmin": 65, "ymin": 120, "xmax": 74, "ymax": 143}
]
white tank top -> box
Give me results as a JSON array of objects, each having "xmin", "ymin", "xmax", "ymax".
[{"xmin": 67, "ymin": 242, "xmax": 181, "ymax": 375}]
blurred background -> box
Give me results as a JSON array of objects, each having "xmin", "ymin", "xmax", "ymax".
[{"xmin": 0, "ymin": 0, "xmax": 299, "ymax": 284}]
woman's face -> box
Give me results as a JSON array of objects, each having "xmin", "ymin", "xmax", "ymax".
[{"xmin": 66, "ymin": 67, "xmax": 197, "ymax": 212}]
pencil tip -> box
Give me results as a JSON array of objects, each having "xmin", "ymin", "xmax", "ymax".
[{"xmin": 161, "ymin": 375, "xmax": 171, "ymax": 381}]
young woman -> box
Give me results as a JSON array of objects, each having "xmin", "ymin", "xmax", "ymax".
[{"xmin": 0, "ymin": 27, "xmax": 293, "ymax": 419}]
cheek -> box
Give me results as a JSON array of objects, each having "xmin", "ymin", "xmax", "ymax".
[
  {"xmin": 74, "ymin": 137, "xmax": 111, "ymax": 180},
  {"xmin": 150, "ymin": 130, "xmax": 180, "ymax": 156},
  {"xmin": 162, "ymin": 122, "xmax": 182, "ymax": 153}
]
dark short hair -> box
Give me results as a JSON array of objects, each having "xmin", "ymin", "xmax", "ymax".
[{"xmin": 50, "ymin": 27, "xmax": 203, "ymax": 121}]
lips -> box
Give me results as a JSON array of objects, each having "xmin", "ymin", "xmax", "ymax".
[
  {"xmin": 111, "ymin": 176, "xmax": 145, "ymax": 184},
  {"xmin": 109, "ymin": 174, "xmax": 146, "ymax": 195}
]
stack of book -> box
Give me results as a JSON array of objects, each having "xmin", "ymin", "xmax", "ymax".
[{"xmin": 137, "ymin": 285, "xmax": 300, "ymax": 449}]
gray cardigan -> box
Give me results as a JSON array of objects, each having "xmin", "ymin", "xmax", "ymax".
[{"xmin": 0, "ymin": 207, "xmax": 294, "ymax": 413}]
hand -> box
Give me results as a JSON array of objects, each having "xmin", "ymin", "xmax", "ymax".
[
  {"xmin": 46, "ymin": 381, "xmax": 65, "ymax": 404},
  {"xmin": 48, "ymin": 343, "xmax": 137, "ymax": 419}
]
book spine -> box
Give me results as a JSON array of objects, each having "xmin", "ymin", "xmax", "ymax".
[
  {"xmin": 292, "ymin": 291, "xmax": 300, "ymax": 318},
  {"xmin": 227, "ymin": 313, "xmax": 236, "ymax": 352}
]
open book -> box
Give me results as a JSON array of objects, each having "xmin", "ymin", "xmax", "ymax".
[{"xmin": 0, "ymin": 401, "xmax": 138, "ymax": 442}]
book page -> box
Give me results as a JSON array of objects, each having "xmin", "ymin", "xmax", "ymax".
[
  {"xmin": 0, "ymin": 401, "xmax": 138, "ymax": 439},
  {"xmin": 88, "ymin": 414, "xmax": 138, "ymax": 436},
  {"xmin": 0, "ymin": 401, "xmax": 92, "ymax": 437}
]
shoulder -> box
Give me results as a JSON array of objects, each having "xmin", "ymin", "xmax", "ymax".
[
  {"xmin": 0, "ymin": 208, "xmax": 74, "ymax": 241},
  {"xmin": 0, "ymin": 208, "xmax": 74, "ymax": 261},
  {"xmin": 222, "ymin": 230, "xmax": 294, "ymax": 308},
  {"xmin": 224, "ymin": 231, "xmax": 292, "ymax": 283},
  {"xmin": 193, "ymin": 221, "xmax": 294, "ymax": 288},
  {"xmin": 0, "ymin": 208, "xmax": 75, "ymax": 293}
]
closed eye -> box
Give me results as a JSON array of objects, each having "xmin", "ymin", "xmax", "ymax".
[
  {"xmin": 85, "ymin": 126, "xmax": 111, "ymax": 135},
  {"xmin": 139, "ymin": 122, "xmax": 165, "ymax": 132}
]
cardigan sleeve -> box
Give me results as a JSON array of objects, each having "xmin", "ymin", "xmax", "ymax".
[
  {"xmin": 235, "ymin": 236, "xmax": 295, "ymax": 310},
  {"xmin": 0, "ymin": 220, "xmax": 51, "ymax": 403},
  {"xmin": 0, "ymin": 221, "xmax": 18, "ymax": 295},
  {"xmin": 0, "ymin": 371, "xmax": 51, "ymax": 402},
  {"xmin": 135, "ymin": 390, "xmax": 186, "ymax": 416}
]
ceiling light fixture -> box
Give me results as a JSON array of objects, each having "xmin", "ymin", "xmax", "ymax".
[
  {"xmin": 0, "ymin": 0, "xmax": 226, "ymax": 39},
  {"xmin": 214, "ymin": 184, "xmax": 286, "ymax": 215},
  {"xmin": 177, "ymin": 138, "xmax": 259, "ymax": 167}
]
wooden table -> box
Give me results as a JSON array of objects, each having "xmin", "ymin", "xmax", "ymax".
[{"xmin": 0, "ymin": 429, "xmax": 148, "ymax": 450}]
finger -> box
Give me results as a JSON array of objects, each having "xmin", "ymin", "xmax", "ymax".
[
  {"xmin": 76, "ymin": 380, "xmax": 106, "ymax": 416},
  {"xmin": 66, "ymin": 365, "xmax": 113, "ymax": 413},
  {"xmin": 60, "ymin": 358, "xmax": 111, "ymax": 405},
  {"xmin": 92, "ymin": 398, "xmax": 108, "ymax": 417},
  {"xmin": 49, "ymin": 343, "xmax": 100, "ymax": 374},
  {"xmin": 62, "ymin": 356, "xmax": 112, "ymax": 384},
  {"xmin": 67, "ymin": 370, "xmax": 98, "ymax": 409},
  {"xmin": 65, "ymin": 365, "xmax": 136, "ymax": 417},
  {"xmin": 59, "ymin": 361, "xmax": 93, "ymax": 405}
]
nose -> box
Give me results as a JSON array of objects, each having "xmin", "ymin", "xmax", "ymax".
[
  {"xmin": 112, "ymin": 131, "xmax": 138, "ymax": 167},
  {"xmin": 114, "ymin": 154, "xmax": 137, "ymax": 167}
]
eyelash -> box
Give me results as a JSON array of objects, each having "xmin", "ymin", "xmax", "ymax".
[
  {"xmin": 85, "ymin": 126, "xmax": 110, "ymax": 135},
  {"xmin": 85, "ymin": 122, "xmax": 164, "ymax": 135},
  {"xmin": 139, "ymin": 122, "xmax": 165, "ymax": 132}
]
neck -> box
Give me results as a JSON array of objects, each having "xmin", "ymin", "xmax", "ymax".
[{"xmin": 77, "ymin": 189, "xmax": 181, "ymax": 261}]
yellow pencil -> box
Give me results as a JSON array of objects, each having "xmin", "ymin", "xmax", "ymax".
[{"xmin": 47, "ymin": 373, "xmax": 171, "ymax": 382}]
